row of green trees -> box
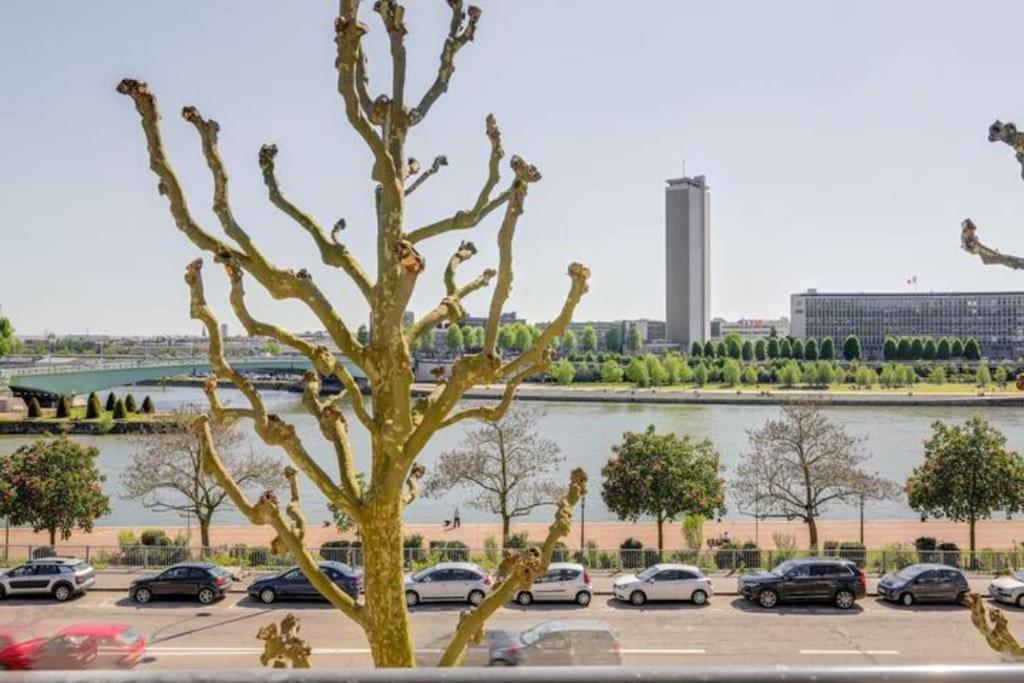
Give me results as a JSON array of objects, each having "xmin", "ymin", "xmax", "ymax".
[
  {"xmin": 689, "ymin": 334, "xmax": 859, "ymax": 361},
  {"xmin": 882, "ymin": 336, "xmax": 981, "ymax": 361},
  {"xmin": 25, "ymin": 391, "xmax": 156, "ymax": 420},
  {"xmin": 545, "ymin": 354, "xmax": 1015, "ymax": 388}
]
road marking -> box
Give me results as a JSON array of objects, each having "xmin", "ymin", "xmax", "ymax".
[
  {"xmin": 799, "ymin": 649, "xmax": 900, "ymax": 656},
  {"xmin": 622, "ymin": 648, "xmax": 706, "ymax": 655},
  {"xmin": 147, "ymin": 647, "xmax": 444, "ymax": 655}
]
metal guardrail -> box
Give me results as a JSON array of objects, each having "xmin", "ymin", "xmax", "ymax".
[
  {"xmin": 4, "ymin": 544, "xmax": 1023, "ymax": 576},
  {"xmin": 9, "ymin": 666, "xmax": 1024, "ymax": 682}
]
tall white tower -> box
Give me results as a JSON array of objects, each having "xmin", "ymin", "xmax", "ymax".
[{"xmin": 665, "ymin": 174, "xmax": 711, "ymax": 347}]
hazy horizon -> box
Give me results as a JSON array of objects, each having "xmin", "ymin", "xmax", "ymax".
[{"xmin": 5, "ymin": 1, "xmax": 1024, "ymax": 336}]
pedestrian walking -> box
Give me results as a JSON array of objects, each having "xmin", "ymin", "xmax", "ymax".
[{"xmin": 453, "ymin": 507, "xmax": 461, "ymax": 528}]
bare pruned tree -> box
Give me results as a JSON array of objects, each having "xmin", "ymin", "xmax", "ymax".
[
  {"xmin": 962, "ymin": 120, "xmax": 1024, "ymax": 271},
  {"xmin": 731, "ymin": 402, "xmax": 898, "ymax": 551},
  {"xmin": 117, "ymin": 0, "xmax": 589, "ymax": 668},
  {"xmin": 122, "ymin": 408, "xmax": 284, "ymax": 548},
  {"xmin": 423, "ymin": 407, "xmax": 564, "ymax": 546}
]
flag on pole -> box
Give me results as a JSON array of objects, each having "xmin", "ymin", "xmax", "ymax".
[{"xmin": 906, "ymin": 276, "xmax": 917, "ymax": 285}]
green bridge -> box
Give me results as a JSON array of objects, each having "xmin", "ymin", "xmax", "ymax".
[{"xmin": 0, "ymin": 357, "xmax": 366, "ymax": 399}]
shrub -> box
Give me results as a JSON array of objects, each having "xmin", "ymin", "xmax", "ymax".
[
  {"xmin": 403, "ymin": 534, "xmax": 426, "ymax": 564},
  {"xmin": 505, "ymin": 531, "xmax": 530, "ymax": 549},
  {"xmin": 140, "ymin": 396, "xmax": 156, "ymax": 414},
  {"xmin": 937, "ymin": 541, "xmax": 961, "ymax": 568},
  {"xmin": 600, "ymin": 359, "xmax": 624, "ymax": 383},
  {"xmin": 125, "ymin": 394, "xmax": 138, "ymax": 413},
  {"xmin": 141, "ymin": 529, "xmax": 172, "ymax": 546},
  {"xmin": 117, "ymin": 531, "xmax": 139, "ymax": 547},
  {"xmin": 772, "ymin": 532, "xmax": 798, "ymax": 561},
  {"xmin": 320, "ymin": 540, "xmax": 362, "ymax": 565},
  {"xmin": 915, "ymin": 536, "xmax": 938, "ymax": 563},
  {"xmin": 105, "ymin": 392, "xmax": 117, "ymax": 411},
  {"xmin": 31, "ymin": 546, "xmax": 56, "ymax": 559},
  {"xmin": 838, "ymin": 541, "xmax": 866, "ymax": 567},
  {"xmin": 876, "ymin": 542, "xmax": 916, "ymax": 574},
  {"xmin": 428, "ymin": 540, "xmax": 469, "ymax": 562},
  {"xmin": 27, "ymin": 396, "xmax": 42, "ymax": 419},
  {"xmin": 55, "ymin": 395, "xmax": 72, "ymax": 419},
  {"xmin": 113, "ymin": 398, "xmax": 128, "ymax": 419},
  {"xmin": 620, "ymin": 537, "xmax": 645, "ymax": 569},
  {"xmin": 85, "ymin": 393, "xmax": 102, "ymax": 419},
  {"xmin": 484, "ymin": 535, "xmax": 499, "ymax": 563},
  {"xmin": 682, "ymin": 514, "xmax": 704, "ymax": 551}
]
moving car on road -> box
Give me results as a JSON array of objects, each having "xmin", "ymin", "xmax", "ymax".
[
  {"xmin": 877, "ymin": 564, "xmax": 969, "ymax": 606},
  {"xmin": 989, "ymin": 570, "xmax": 1024, "ymax": 607},
  {"xmin": 129, "ymin": 562, "xmax": 233, "ymax": 605},
  {"xmin": 404, "ymin": 562, "xmax": 492, "ymax": 607},
  {"xmin": 612, "ymin": 563, "xmax": 713, "ymax": 606},
  {"xmin": 56, "ymin": 624, "xmax": 145, "ymax": 669},
  {"xmin": 0, "ymin": 557, "xmax": 95, "ymax": 602},
  {"xmin": 514, "ymin": 562, "xmax": 593, "ymax": 606},
  {"xmin": 249, "ymin": 562, "xmax": 363, "ymax": 604},
  {"xmin": 488, "ymin": 620, "xmax": 622, "ymax": 667},
  {"xmin": 0, "ymin": 633, "xmax": 98, "ymax": 671},
  {"xmin": 738, "ymin": 557, "xmax": 866, "ymax": 609}
]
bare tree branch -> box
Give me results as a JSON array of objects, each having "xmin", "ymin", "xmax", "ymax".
[
  {"xmin": 406, "ymin": 155, "xmax": 448, "ymax": 196},
  {"xmin": 437, "ymin": 468, "xmax": 586, "ymax": 667},
  {"xmin": 258, "ymin": 144, "xmax": 373, "ymax": 300},
  {"xmin": 410, "ymin": 1, "xmax": 481, "ymax": 125}
]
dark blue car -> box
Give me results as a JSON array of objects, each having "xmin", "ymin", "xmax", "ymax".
[{"xmin": 248, "ymin": 562, "xmax": 363, "ymax": 604}]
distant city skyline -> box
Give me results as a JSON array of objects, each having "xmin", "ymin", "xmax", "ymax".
[{"xmin": 6, "ymin": 2, "xmax": 1024, "ymax": 336}]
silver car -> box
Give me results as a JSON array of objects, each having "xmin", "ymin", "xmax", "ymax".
[
  {"xmin": 989, "ymin": 570, "xmax": 1024, "ymax": 607},
  {"xmin": 612, "ymin": 563, "xmax": 713, "ymax": 606},
  {"xmin": 0, "ymin": 557, "xmax": 96, "ymax": 601},
  {"xmin": 404, "ymin": 562, "xmax": 492, "ymax": 606},
  {"xmin": 514, "ymin": 562, "xmax": 593, "ymax": 606}
]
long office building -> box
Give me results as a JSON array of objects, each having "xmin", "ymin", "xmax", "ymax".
[
  {"xmin": 665, "ymin": 174, "xmax": 711, "ymax": 347},
  {"xmin": 790, "ymin": 289, "xmax": 1024, "ymax": 360}
]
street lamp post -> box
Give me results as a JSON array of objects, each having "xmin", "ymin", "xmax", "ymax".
[
  {"xmin": 580, "ymin": 495, "xmax": 586, "ymax": 552},
  {"xmin": 859, "ymin": 493, "xmax": 865, "ymax": 546}
]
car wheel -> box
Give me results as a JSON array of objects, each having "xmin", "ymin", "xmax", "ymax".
[
  {"xmin": 757, "ymin": 589, "xmax": 779, "ymax": 609},
  {"xmin": 956, "ymin": 591, "xmax": 969, "ymax": 606},
  {"xmin": 1016, "ymin": 594, "xmax": 1024, "ymax": 609},
  {"xmin": 197, "ymin": 588, "xmax": 216, "ymax": 605},
  {"xmin": 0, "ymin": 586, "xmax": 6, "ymax": 600},
  {"xmin": 575, "ymin": 591, "xmax": 592, "ymax": 606},
  {"xmin": 52, "ymin": 584, "xmax": 72, "ymax": 602},
  {"xmin": 405, "ymin": 590, "xmax": 420, "ymax": 607},
  {"xmin": 835, "ymin": 589, "xmax": 855, "ymax": 610},
  {"xmin": 691, "ymin": 589, "xmax": 708, "ymax": 606},
  {"xmin": 468, "ymin": 590, "xmax": 485, "ymax": 606},
  {"xmin": 490, "ymin": 659, "xmax": 513, "ymax": 666},
  {"xmin": 629, "ymin": 590, "xmax": 647, "ymax": 606},
  {"xmin": 516, "ymin": 591, "xmax": 533, "ymax": 606},
  {"xmin": 133, "ymin": 587, "xmax": 152, "ymax": 604},
  {"xmin": 259, "ymin": 588, "xmax": 277, "ymax": 604},
  {"xmin": 900, "ymin": 592, "xmax": 914, "ymax": 607}
]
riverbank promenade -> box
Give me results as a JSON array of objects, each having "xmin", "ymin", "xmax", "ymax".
[{"xmin": 7, "ymin": 518, "xmax": 1024, "ymax": 550}]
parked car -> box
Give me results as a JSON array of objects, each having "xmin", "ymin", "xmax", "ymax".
[
  {"xmin": 0, "ymin": 557, "xmax": 95, "ymax": 602},
  {"xmin": 56, "ymin": 624, "xmax": 145, "ymax": 668},
  {"xmin": 738, "ymin": 557, "xmax": 866, "ymax": 609},
  {"xmin": 249, "ymin": 562, "xmax": 363, "ymax": 604},
  {"xmin": 612, "ymin": 563, "xmax": 713, "ymax": 606},
  {"xmin": 129, "ymin": 562, "xmax": 233, "ymax": 605},
  {"xmin": 0, "ymin": 634, "xmax": 98, "ymax": 671},
  {"xmin": 488, "ymin": 620, "xmax": 622, "ymax": 667},
  {"xmin": 877, "ymin": 564, "xmax": 969, "ymax": 606},
  {"xmin": 989, "ymin": 570, "xmax": 1024, "ymax": 607},
  {"xmin": 404, "ymin": 562, "xmax": 492, "ymax": 606},
  {"xmin": 514, "ymin": 562, "xmax": 593, "ymax": 606}
]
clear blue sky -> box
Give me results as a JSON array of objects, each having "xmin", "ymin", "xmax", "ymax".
[{"xmin": 4, "ymin": 1, "xmax": 1024, "ymax": 335}]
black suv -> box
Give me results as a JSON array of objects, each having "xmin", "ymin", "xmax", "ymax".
[
  {"xmin": 738, "ymin": 558, "xmax": 866, "ymax": 609},
  {"xmin": 129, "ymin": 562, "xmax": 234, "ymax": 605}
]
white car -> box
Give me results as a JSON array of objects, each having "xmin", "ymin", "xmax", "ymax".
[
  {"xmin": 989, "ymin": 571, "xmax": 1024, "ymax": 607},
  {"xmin": 0, "ymin": 557, "xmax": 96, "ymax": 602},
  {"xmin": 404, "ymin": 562, "xmax": 492, "ymax": 607},
  {"xmin": 513, "ymin": 562, "xmax": 593, "ymax": 606},
  {"xmin": 612, "ymin": 563, "xmax": 713, "ymax": 606}
]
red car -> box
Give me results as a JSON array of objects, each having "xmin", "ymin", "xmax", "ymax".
[
  {"xmin": 57, "ymin": 624, "xmax": 146, "ymax": 668},
  {"xmin": 0, "ymin": 633, "xmax": 97, "ymax": 671}
]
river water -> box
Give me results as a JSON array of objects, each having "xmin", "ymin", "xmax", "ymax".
[{"xmin": 1, "ymin": 385, "xmax": 1022, "ymax": 527}]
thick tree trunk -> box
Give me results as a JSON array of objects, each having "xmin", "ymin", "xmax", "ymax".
[
  {"xmin": 806, "ymin": 516, "xmax": 818, "ymax": 552},
  {"xmin": 49, "ymin": 528, "xmax": 56, "ymax": 547},
  {"xmin": 200, "ymin": 519, "xmax": 211, "ymax": 549},
  {"xmin": 361, "ymin": 501, "xmax": 415, "ymax": 667},
  {"xmin": 501, "ymin": 515, "xmax": 511, "ymax": 548},
  {"xmin": 657, "ymin": 515, "xmax": 665, "ymax": 553},
  {"xmin": 969, "ymin": 514, "xmax": 977, "ymax": 555}
]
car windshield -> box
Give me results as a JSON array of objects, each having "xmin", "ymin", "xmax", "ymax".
[
  {"xmin": 411, "ymin": 568, "xmax": 434, "ymax": 581},
  {"xmin": 636, "ymin": 566, "xmax": 660, "ymax": 581},
  {"xmin": 520, "ymin": 623, "xmax": 553, "ymax": 647},
  {"xmin": 771, "ymin": 561, "xmax": 797, "ymax": 576},
  {"xmin": 897, "ymin": 566, "xmax": 926, "ymax": 581}
]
